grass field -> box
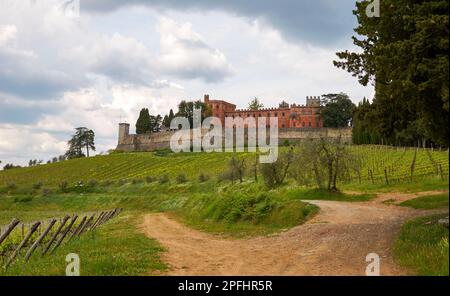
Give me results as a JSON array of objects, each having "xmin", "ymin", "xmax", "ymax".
[
  {"xmin": 400, "ymin": 193, "xmax": 449, "ymax": 209},
  {"xmin": 394, "ymin": 214, "xmax": 449, "ymax": 276},
  {"xmin": 0, "ymin": 145, "xmax": 448, "ymax": 275},
  {"xmin": 0, "ymin": 213, "xmax": 166, "ymax": 276},
  {"xmin": 0, "ymin": 146, "xmax": 447, "ymax": 189}
]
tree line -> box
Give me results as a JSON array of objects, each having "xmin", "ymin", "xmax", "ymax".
[{"xmin": 334, "ymin": 0, "xmax": 448, "ymax": 147}]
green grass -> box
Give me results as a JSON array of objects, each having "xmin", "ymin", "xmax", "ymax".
[
  {"xmin": 394, "ymin": 214, "xmax": 449, "ymax": 276},
  {"xmin": 0, "ymin": 145, "xmax": 448, "ymax": 275},
  {"xmin": 1, "ymin": 146, "xmax": 447, "ymax": 191},
  {"xmin": 0, "ymin": 213, "xmax": 166, "ymax": 275},
  {"xmin": 285, "ymin": 188, "xmax": 375, "ymax": 202},
  {"xmin": 399, "ymin": 193, "xmax": 449, "ymax": 209}
]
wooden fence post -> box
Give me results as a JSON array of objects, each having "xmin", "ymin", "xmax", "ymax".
[
  {"xmin": 90, "ymin": 211, "xmax": 105, "ymax": 230},
  {"xmin": 25, "ymin": 219, "xmax": 56, "ymax": 262},
  {"xmin": 384, "ymin": 167, "xmax": 389, "ymax": 185},
  {"xmin": 50, "ymin": 215, "xmax": 78, "ymax": 254},
  {"xmin": 5, "ymin": 221, "xmax": 41, "ymax": 267},
  {"xmin": 0, "ymin": 218, "xmax": 20, "ymax": 246},
  {"xmin": 69, "ymin": 216, "xmax": 87, "ymax": 241},
  {"xmin": 78, "ymin": 214, "xmax": 95, "ymax": 237},
  {"xmin": 42, "ymin": 215, "xmax": 70, "ymax": 256}
]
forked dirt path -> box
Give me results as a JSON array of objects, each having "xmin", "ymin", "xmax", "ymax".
[{"xmin": 141, "ymin": 190, "xmax": 448, "ymax": 275}]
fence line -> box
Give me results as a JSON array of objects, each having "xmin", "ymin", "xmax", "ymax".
[{"xmin": 0, "ymin": 208, "xmax": 122, "ymax": 268}]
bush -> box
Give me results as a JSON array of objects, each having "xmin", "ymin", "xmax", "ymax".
[
  {"xmin": 59, "ymin": 181, "xmax": 68, "ymax": 193},
  {"xmin": 6, "ymin": 183, "xmax": 16, "ymax": 191},
  {"xmin": 118, "ymin": 179, "xmax": 127, "ymax": 186},
  {"xmin": 159, "ymin": 174, "xmax": 170, "ymax": 184},
  {"xmin": 198, "ymin": 173, "xmax": 209, "ymax": 183},
  {"xmin": 88, "ymin": 180, "xmax": 98, "ymax": 187},
  {"xmin": 14, "ymin": 195, "xmax": 33, "ymax": 203},
  {"xmin": 42, "ymin": 188, "xmax": 50, "ymax": 197},
  {"xmin": 132, "ymin": 178, "xmax": 143, "ymax": 185},
  {"xmin": 176, "ymin": 174, "xmax": 187, "ymax": 184},
  {"xmin": 260, "ymin": 151, "xmax": 293, "ymax": 189},
  {"xmin": 32, "ymin": 182, "xmax": 43, "ymax": 190},
  {"xmin": 145, "ymin": 176, "xmax": 155, "ymax": 183},
  {"xmin": 101, "ymin": 180, "xmax": 114, "ymax": 187}
]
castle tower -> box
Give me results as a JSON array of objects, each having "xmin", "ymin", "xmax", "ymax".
[
  {"xmin": 306, "ymin": 96, "xmax": 321, "ymax": 107},
  {"xmin": 118, "ymin": 123, "xmax": 130, "ymax": 144}
]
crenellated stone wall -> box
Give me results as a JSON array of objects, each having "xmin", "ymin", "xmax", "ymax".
[{"xmin": 116, "ymin": 123, "xmax": 352, "ymax": 152}]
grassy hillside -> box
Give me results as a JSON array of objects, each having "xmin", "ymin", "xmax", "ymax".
[
  {"xmin": 0, "ymin": 146, "xmax": 448, "ymax": 189},
  {"xmin": 0, "ymin": 145, "xmax": 448, "ymax": 275}
]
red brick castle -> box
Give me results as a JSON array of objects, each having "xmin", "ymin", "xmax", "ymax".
[{"xmin": 203, "ymin": 94, "xmax": 323, "ymax": 129}]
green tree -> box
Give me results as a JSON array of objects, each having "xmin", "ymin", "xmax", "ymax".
[
  {"xmin": 65, "ymin": 127, "xmax": 95, "ymax": 159},
  {"xmin": 320, "ymin": 93, "xmax": 355, "ymax": 128},
  {"xmin": 176, "ymin": 100, "xmax": 212, "ymax": 127},
  {"xmin": 260, "ymin": 149, "xmax": 293, "ymax": 188},
  {"xmin": 248, "ymin": 97, "xmax": 264, "ymax": 110},
  {"xmin": 135, "ymin": 108, "xmax": 151, "ymax": 134},
  {"xmin": 279, "ymin": 100, "xmax": 289, "ymax": 108},
  {"xmin": 149, "ymin": 114, "xmax": 162, "ymax": 132},
  {"xmin": 334, "ymin": 0, "xmax": 449, "ymax": 147}
]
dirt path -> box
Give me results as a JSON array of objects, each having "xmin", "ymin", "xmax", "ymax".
[{"xmin": 141, "ymin": 190, "xmax": 448, "ymax": 276}]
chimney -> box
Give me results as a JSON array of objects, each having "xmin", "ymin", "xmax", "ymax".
[{"xmin": 204, "ymin": 94, "xmax": 210, "ymax": 103}]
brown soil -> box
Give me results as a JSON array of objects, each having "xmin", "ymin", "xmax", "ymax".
[{"xmin": 141, "ymin": 190, "xmax": 448, "ymax": 276}]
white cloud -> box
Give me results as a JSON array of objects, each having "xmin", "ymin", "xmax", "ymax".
[
  {"xmin": 0, "ymin": 24, "xmax": 17, "ymax": 46},
  {"xmin": 157, "ymin": 17, "xmax": 233, "ymax": 82}
]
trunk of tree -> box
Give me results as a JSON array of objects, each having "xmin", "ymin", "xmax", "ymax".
[{"xmin": 327, "ymin": 159, "xmax": 333, "ymax": 191}]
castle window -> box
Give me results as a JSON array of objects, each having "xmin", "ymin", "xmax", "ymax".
[
  {"xmin": 302, "ymin": 122, "xmax": 305, "ymax": 127},
  {"xmin": 309, "ymin": 122, "xmax": 312, "ymax": 127},
  {"xmin": 282, "ymin": 112, "xmax": 285, "ymax": 116},
  {"xmin": 274, "ymin": 112, "xmax": 278, "ymax": 116},
  {"xmin": 282, "ymin": 124, "xmax": 285, "ymax": 128}
]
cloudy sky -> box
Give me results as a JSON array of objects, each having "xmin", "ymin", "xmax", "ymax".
[{"xmin": 0, "ymin": 0, "xmax": 373, "ymax": 167}]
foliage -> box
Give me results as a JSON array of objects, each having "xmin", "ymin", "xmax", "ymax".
[
  {"xmin": 334, "ymin": 0, "xmax": 449, "ymax": 147},
  {"xmin": 278, "ymin": 100, "xmax": 289, "ymax": 108},
  {"xmin": 248, "ymin": 97, "xmax": 264, "ymax": 110},
  {"xmin": 135, "ymin": 108, "xmax": 151, "ymax": 134},
  {"xmin": 65, "ymin": 127, "xmax": 95, "ymax": 159},
  {"xmin": 176, "ymin": 174, "xmax": 187, "ymax": 184},
  {"xmin": 320, "ymin": 93, "xmax": 355, "ymax": 128},
  {"xmin": 176, "ymin": 100, "xmax": 212, "ymax": 127},
  {"xmin": 260, "ymin": 150, "xmax": 293, "ymax": 188}
]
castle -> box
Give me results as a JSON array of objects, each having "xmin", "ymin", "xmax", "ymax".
[
  {"xmin": 203, "ymin": 94, "xmax": 323, "ymax": 129},
  {"xmin": 116, "ymin": 95, "xmax": 351, "ymax": 152}
]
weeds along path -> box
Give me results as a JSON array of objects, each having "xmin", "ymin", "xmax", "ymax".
[{"xmin": 141, "ymin": 190, "xmax": 448, "ymax": 275}]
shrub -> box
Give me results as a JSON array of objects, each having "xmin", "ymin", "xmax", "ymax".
[
  {"xmin": 260, "ymin": 151, "xmax": 293, "ymax": 188},
  {"xmin": 132, "ymin": 178, "xmax": 143, "ymax": 185},
  {"xmin": 32, "ymin": 182, "xmax": 43, "ymax": 190},
  {"xmin": 176, "ymin": 174, "xmax": 187, "ymax": 184},
  {"xmin": 159, "ymin": 174, "xmax": 170, "ymax": 184},
  {"xmin": 101, "ymin": 180, "xmax": 114, "ymax": 187},
  {"xmin": 88, "ymin": 180, "xmax": 98, "ymax": 187},
  {"xmin": 118, "ymin": 179, "xmax": 127, "ymax": 186},
  {"xmin": 146, "ymin": 176, "xmax": 155, "ymax": 183},
  {"xmin": 198, "ymin": 173, "xmax": 209, "ymax": 183},
  {"xmin": 42, "ymin": 188, "xmax": 50, "ymax": 197},
  {"xmin": 6, "ymin": 183, "xmax": 16, "ymax": 190},
  {"xmin": 59, "ymin": 181, "xmax": 68, "ymax": 193},
  {"xmin": 14, "ymin": 195, "xmax": 33, "ymax": 203}
]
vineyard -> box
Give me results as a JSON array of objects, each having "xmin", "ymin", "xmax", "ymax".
[
  {"xmin": 0, "ymin": 209, "xmax": 122, "ymax": 268},
  {"xmin": 0, "ymin": 145, "xmax": 448, "ymax": 189}
]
